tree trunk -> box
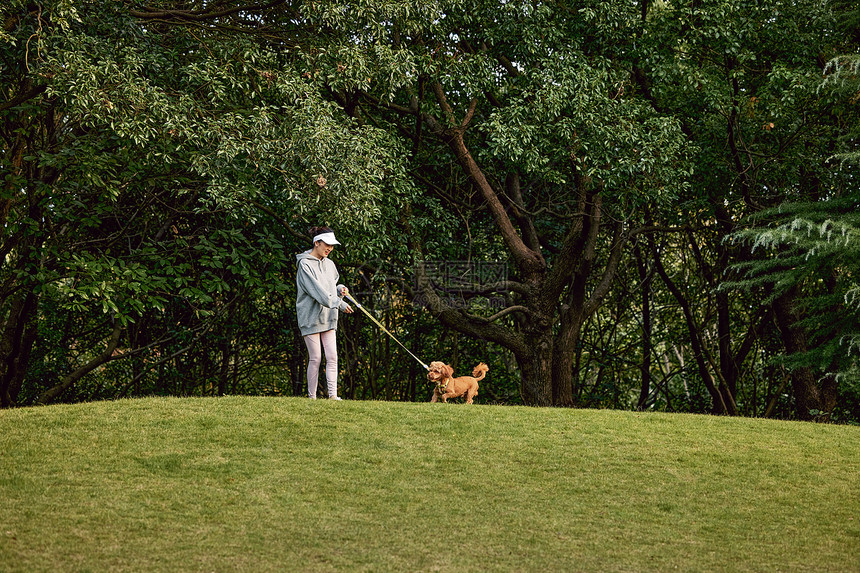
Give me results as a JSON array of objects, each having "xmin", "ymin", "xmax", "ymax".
[
  {"xmin": 517, "ymin": 333, "xmax": 554, "ymax": 406},
  {"xmin": 715, "ymin": 290, "xmax": 739, "ymax": 398},
  {"xmin": 651, "ymin": 238, "xmax": 735, "ymax": 415},
  {"xmin": 0, "ymin": 290, "xmax": 38, "ymax": 408},
  {"xmin": 772, "ymin": 290, "xmax": 838, "ymax": 420},
  {"xmin": 551, "ymin": 305, "xmax": 580, "ymax": 407},
  {"xmin": 634, "ymin": 244, "xmax": 652, "ymax": 411},
  {"xmin": 550, "ymin": 193, "xmax": 597, "ymax": 407},
  {"xmin": 218, "ymin": 338, "xmax": 231, "ymax": 396}
]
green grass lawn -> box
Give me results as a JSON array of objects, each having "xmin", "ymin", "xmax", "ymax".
[{"xmin": 1, "ymin": 397, "xmax": 858, "ymax": 572}]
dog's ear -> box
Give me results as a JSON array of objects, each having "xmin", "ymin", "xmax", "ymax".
[{"xmin": 443, "ymin": 364, "xmax": 454, "ymax": 378}]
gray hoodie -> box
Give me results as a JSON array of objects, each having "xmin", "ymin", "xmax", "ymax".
[{"xmin": 295, "ymin": 250, "xmax": 348, "ymax": 336}]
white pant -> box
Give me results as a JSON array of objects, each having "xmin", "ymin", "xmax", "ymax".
[{"xmin": 303, "ymin": 330, "xmax": 338, "ymax": 398}]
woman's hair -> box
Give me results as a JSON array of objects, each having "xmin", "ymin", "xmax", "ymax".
[{"xmin": 308, "ymin": 226, "xmax": 333, "ymax": 238}]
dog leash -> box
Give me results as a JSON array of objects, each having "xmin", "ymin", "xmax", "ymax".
[{"xmin": 344, "ymin": 292, "xmax": 430, "ymax": 371}]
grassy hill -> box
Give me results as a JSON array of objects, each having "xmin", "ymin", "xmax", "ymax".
[{"xmin": 1, "ymin": 397, "xmax": 858, "ymax": 572}]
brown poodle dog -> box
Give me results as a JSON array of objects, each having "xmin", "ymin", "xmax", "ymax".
[{"xmin": 427, "ymin": 361, "xmax": 489, "ymax": 404}]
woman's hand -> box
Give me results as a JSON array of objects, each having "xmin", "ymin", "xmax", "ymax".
[{"xmin": 343, "ymin": 304, "xmax": 354, "ymax": 314}]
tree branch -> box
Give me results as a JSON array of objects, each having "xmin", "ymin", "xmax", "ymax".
[
  {"xmin": 472, "ymin": 305, "xmax": 530, "ymax": 323},
  {"xmin": 428, "ymin": 83, "xmax": 544, "ymax": 276},
  {"xmin": 247, "ymin": 197, "xmax": 307, "ymax": 242},
  {"xmin": 129, "ymin": 0, "xmax": 288, "ymax": 21},
  {"xmin": 36, "ymin": 320, "xmax": 123, "ymax": 405},
  {"xmin": 0, "ymin": 83, "xmax": 46, "ymax": 113}
]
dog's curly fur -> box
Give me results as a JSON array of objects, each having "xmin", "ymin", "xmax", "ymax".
[{"xmin": 427, "ymin": 361, "xmax": 488, "ymax": 404}]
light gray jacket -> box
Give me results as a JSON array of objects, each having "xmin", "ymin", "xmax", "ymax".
[{"xmin": 295, "ymin": 251, "xmax": 348, "ymax": 336}]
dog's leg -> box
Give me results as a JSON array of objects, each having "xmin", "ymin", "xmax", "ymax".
[
  {"xmin": 431, "ymin": 388, "xmax": 439, "ymax": 403},
  {"xmin": 466, "ymin": 388, "xmax": 477, "ymax": 404}
]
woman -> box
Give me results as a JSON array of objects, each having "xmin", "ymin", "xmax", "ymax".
[{"xmin": 295, "ymin": 226, "xmax": 353, "ymax": 399}]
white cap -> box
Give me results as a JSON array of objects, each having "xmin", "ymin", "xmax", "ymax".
[{"xmin": 313, "ymin": 231, "xmax": 340, "ymax": 246}]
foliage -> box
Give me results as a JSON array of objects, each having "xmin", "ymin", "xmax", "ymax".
[
  {"xmin": 625, "ymin": 0, "xmax": 860, "ymax": 419},
  {"xmin": 726, "ymin": 190, "xmax": 860, "ymax": 409},
  {"xmin": 1, "ymin": 0, "xmax": 414, "ymax": 405},
  {"xmin": 720, "ymin": 18, "xmax": 860, "ymax": 417}
]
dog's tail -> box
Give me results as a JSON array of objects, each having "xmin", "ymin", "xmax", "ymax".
[{"xmin": 472, "ymin": 362, "xmax": 489, "ymax": 381}]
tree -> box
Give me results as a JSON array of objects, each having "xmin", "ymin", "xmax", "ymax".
[
  {"xmin": 292, "ymin": 0, "xmax": 693, "ymax": 406},
  {"xmin": 724, "ymin": 47, "xmax": 860, "ymax": 421},
  {"xmin": 633, "ymin": 0, "xmax": 858, "ymax": 418},
  {"xmin": 1, "ymin": 0, "xmax": 411, "ymax": 405}
]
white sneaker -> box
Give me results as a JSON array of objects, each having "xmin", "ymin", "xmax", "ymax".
[{"xmin": 329, "ymin": 396, "xmax": 343, "ymax": 401}]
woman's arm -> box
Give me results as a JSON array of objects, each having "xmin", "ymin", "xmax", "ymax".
[{"xmin": 297, "ymin": 261, "xmax": 342, "ymax": 309}]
